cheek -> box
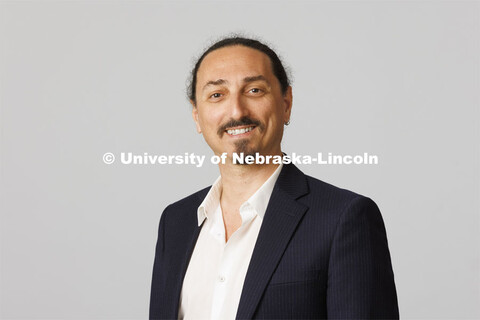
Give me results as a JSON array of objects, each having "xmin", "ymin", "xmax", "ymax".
[
  {"xmin": 262, "ymin": 110, "xmax": 285, "ymax": 140},
  {"xmin": 198, "ymin": 109, "xmax": 223, "ymax": 131},
  {"xmin": 262, "ymin": 107, "xmax": 284, "ymax": 127}
]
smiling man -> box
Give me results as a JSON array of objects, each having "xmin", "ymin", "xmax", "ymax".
[{"xmin": 150, "ymin": 37, "xmax": 399, "ymax": 320}]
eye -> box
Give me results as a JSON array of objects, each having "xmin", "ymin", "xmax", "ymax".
[
  {"xmin": 249, "ymin": 88, "xmax": 262, "ymax": 94},
  {"xmin": 209, "ymin": 92, "xmax": 222, "ymax": 99}
]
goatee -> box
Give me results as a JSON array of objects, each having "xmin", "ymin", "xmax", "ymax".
[{"xmin": 234, "ymin": 139, "xmax": 257, "ymax": 164}]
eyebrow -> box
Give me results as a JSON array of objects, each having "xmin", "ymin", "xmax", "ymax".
[
  {"xmin": 202, "ymin": 75, "xmax": 270, "ymax": 91},
  {"xmin": 202, "ymin": 79, "xmax": 228, "ymax": 91},
  {"xmin": 243, "ymin": 75, "xmax": 269, "ymax": 84}
]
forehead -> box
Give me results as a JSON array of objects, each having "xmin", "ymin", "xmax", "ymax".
[{"xmin": 196, "ymin": 46, "xmax": 274, "ymax": 84}]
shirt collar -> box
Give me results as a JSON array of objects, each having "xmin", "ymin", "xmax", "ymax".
[
  {"xmin": 197, "ymin": 175, "xmax": 222, "ymax": 226},
  {"xmin": 197, "ymin": 163, "xmax": 283, "ymax": 226}
]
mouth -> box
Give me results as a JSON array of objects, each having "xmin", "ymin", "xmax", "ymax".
[{"xmin": 225, "ymin": 125, "xmax": 256, "ymax": 137}]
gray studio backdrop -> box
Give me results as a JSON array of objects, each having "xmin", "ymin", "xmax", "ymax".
[{"xmin": 1, "ymin": 1, "xmax": 479, "ymax": 319}]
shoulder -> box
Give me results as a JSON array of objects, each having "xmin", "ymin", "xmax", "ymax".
[
  {"xmin": 304, "ymin": 172, "xmax": 363, "ymax": 201},
  {"xmin": 167, "ymin": 186, "xmax": 210, "ymax": 210},
  {"xmin": 161, "ymin": 186, "xmax": 211, "ymax": 220},
  {"xmin": 288, "ymin": 171, "xmax": 387, "ymax": 241},
  {"xmin": 300, "ymin": 171, "xmax": 379, "ymax": 218}
]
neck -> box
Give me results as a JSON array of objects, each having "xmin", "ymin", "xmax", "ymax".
[{"xmin": 218, "ymin": 153, "xmax": 282, "ymax": 208}]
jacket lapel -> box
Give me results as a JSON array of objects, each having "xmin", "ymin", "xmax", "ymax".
[
  {"xmin": 236, "ymin": 164, "xmax": 310, "ymax": 319},
  {"xmin": 169, "ymin": 188, "xmax": 209, "ymax": 319}
]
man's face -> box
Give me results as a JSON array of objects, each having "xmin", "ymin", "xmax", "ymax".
[{"xmin": 192, "ymin": 45, "xmax": 292, "ymax": 160}]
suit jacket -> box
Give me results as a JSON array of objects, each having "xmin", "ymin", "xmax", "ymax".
[{"xmin": 150, "ymin": 163, "xmax": 399, "ymax": 319}]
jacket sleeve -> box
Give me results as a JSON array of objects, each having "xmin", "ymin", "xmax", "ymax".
[
  {"xmin": 149, "ymin": 206, "xmax": 168, "ymax": 320},
  {"xmin": 326, "ymin": 196, "xmax": 399, "ymax": 319}
]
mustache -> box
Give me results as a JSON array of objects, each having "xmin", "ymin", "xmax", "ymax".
[{"xmin": 217, "ymin": 117, "xmax": 262, "ymax": 136}]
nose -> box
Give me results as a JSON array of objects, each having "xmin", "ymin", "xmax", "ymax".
[{"xmin": 228, "ymin": 92, "xmax": 250, "ymax": 120}]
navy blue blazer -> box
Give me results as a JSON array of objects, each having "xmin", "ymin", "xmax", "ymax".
[{"xmin": 150, "ymin": 163, "xmax": 399, "ymax": 319}]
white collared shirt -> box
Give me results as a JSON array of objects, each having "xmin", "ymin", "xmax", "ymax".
[{"xmin": 178, "ymin": 164, "xmax": 283, "ymax": 320}]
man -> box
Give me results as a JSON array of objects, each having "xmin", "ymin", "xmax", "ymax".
[{"xmin": 150, "ymin": 36, "xmax": 399, "ymax": 319}]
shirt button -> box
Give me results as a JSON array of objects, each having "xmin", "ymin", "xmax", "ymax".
[{"xmin": 219, "ymin": 276, "xmax": 226, "ymax": 282}]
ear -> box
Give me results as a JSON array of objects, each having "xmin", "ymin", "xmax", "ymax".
[
  {"xmin": 191, "ymin": 100, "xmax": 202, "ymax": 133},
  {"xmin": 283, "ymin": 86, "xmax": 293, "ymax": 123}
]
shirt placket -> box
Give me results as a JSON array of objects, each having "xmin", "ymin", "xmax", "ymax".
[{"xmin": 209, "ymin": 203, "xmax": 257, "ymax": 320}]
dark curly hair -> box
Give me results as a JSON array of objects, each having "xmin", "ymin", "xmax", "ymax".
[{"xmin": 187, "ymin": 36, "xmax": 291, "ymax": 105}]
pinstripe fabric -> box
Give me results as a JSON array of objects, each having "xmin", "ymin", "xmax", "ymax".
[{"xmin": 150, "ymin": 164, "xmax": 399, "ymax": 319}]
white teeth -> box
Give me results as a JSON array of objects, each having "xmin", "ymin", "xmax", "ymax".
[{"xmin": 227, "ymin": 126, "xmax": 254, "ymax": 135}]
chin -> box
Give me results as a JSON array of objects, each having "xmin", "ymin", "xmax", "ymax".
[{"xmin": 233, "ymin": 139, "xmax": 258, "ymax": 156}]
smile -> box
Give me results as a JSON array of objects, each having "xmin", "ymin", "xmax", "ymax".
[{"xmin": 226, "ymin": 126, "xmax": 255, "ymax": 136}]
